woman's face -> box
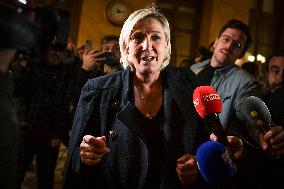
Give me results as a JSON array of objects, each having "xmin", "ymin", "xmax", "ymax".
[{"xmin": 127, "ymin": 17, "xmax": 168, "ymax": 76}]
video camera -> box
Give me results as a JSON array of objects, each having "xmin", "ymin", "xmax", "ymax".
[
  {"xmin": 0, "ymin": 0, "xmax": 38, "ymax": 50},
  {"xmin": 0, "ymin": 0, "xmax": 70, "ymax": 52}
]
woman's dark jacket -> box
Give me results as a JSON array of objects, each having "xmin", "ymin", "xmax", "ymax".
[{"xmin": 63, "ymin": 65, "xmax": 209, "ymax": 189}]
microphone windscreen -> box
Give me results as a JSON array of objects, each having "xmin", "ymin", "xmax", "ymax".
[
  {"xmin": 239, "ymin": 96, "xmax": 272, "ymax": 133},
  {"xmin": 193, "ymin": 86, "xmax": 222, "ymax": 118},
  {"xmin": 196, "ymin": 141, "xmax": 235, "ymax": 183}
]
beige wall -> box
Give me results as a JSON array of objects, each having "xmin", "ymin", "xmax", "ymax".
[
  {"xmin": 77, "ymin": 0, "xmax": 155, "ymax": 49},
  {"xmin": 199, "ymin": 0, "xmax": 251, "ymax": 48}
]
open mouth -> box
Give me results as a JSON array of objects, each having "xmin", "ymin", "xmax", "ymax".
[{"xmin": 141, "ymin": 56, "xmax": 155, "ymax": 61}]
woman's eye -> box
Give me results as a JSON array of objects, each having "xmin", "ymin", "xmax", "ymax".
[
  {"xmin": 133, "ymin": 37, "xmax": 143, "ymax": 44},
  {"xmin": 131, "ymin": 33, "xmax": 144, "ymax": 43},
  {"xmin": 151, "ymin": 35, "xmax": 161, "ymax": 41}
]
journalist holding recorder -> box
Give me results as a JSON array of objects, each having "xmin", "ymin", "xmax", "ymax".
[{"xmin": 63, "ymin": 5, "xmax": 211, "ymax": 189}]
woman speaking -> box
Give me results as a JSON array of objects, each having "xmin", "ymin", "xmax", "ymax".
[{"xmin": 63, "ymin": 5, "xmax": 209, "ymax": 189}]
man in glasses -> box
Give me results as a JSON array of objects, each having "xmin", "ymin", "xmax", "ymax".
[
  {"xmin": 191, "ymin": 19, "xmax": 257, "ymax": 135},
  {"xmin": 191, "ymin": 19, "xmax": 284, "ymax": 188}
]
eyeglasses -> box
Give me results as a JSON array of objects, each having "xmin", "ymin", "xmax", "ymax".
[{"xmin": 219, "ymin": 35, "xmax": 243, "ymax": 49}]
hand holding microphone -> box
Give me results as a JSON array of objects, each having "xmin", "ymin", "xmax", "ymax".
[
  {"xmin": 240, "ymin": 96, "xmax": 284, "ymax": 156},
  {"xmin": 210, "ymin": 134, "xmax": 244, "ymax": 160},
  {"xmin": 260, "ymin": 125, "xmax": 284, "ymax": 156},
  {"xmin": 193, "ymin": 86, "xmax": 240, "ymax": 183}
]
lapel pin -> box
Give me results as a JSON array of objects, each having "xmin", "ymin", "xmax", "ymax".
[{"xmin": 109, "ymin": 130, "xmax": 118, "ymax": 140}]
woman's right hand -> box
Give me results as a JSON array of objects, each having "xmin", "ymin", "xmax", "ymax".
[
  {"xmin": 80, "ymin": 135, "xmax": 110, "ymax": 165},
  {"xmin": 176, "ymin": 154, "xmax": 199, "ymax": 186}
]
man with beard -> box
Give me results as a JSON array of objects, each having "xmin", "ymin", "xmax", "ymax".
[{"xmin": 258, "ymin": 50, "xmax": 284, "ymax": 189}]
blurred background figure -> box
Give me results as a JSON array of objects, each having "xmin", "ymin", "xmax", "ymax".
[
  {"xmin": 194, "ymin": 46, "xmax": 213, "ymax": 63},
  {"xmin": 81, "ymin": 34, "xmax": 121, "ymax": 75},
  {"xmin": 265, "ymin": 50, "xmax": 284, "ymax": 92},
  {"xmin": 180, "ymin": 58, "xmax": 194, "ymax": 68},
  {"xmin": 70, "ymin": 34, "xmax": 122, "ymax": 118},
  {"xmin": 0, "ymin": 0, "xmax": 38, "ymax": 188},
  {"xmin": 14, "ymin": 40, "xmax": 74, "ymax": 189},
  {"xmin": 62, "ymin": 38, "xmax": 76, "ymax": 65},
  {"xmin": 262, "ymin": 49, "xmax": 284, "ymax": 125},
  {"xmin": 241, "ymin": 61, "xmax": 259, "ymax": 80},
  {"xmin": 4, "ymin": 2, "xmax": 74, "ymax": 188},
  {"xmin": 76, "ymin": 45, "xmax": 87, "ymax": 63},
  {"xmin": 250, "ymin": 50, "xmax": 284, "ymax": 189}
]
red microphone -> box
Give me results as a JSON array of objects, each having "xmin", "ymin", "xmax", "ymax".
[
  {"xmin": 193, "ymin": 86, "xmax": 237, "ymax": 173},
  {"xmin": 193, "ymin": 86, "xmax": 228, "ymax": 145},
  {"xmin": 193, "ymin": 86, "xmax": 222, "ymax": 118}
]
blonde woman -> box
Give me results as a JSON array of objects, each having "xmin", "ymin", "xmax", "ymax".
[{"xmin": 63, "ymin": 5, "xmax": 209, "ymax": 189}]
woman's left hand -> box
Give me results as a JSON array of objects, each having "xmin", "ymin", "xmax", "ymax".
[{"xmin": 176, "ymin": 154, "xmax": 199, "ymax": 185}]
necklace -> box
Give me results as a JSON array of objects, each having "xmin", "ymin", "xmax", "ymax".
[{"xmin": 135, "ymin": 81, "xmax": 161, "ymax": 119}]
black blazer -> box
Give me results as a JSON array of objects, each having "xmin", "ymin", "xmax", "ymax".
[{"xmin": 63, "ymin": 65, "xmax": 209, "ymax": 189}]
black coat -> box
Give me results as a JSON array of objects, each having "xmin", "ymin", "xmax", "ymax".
[{"xmin": 63, "ymin": 66, "xmax": 210, "ymax": 189}]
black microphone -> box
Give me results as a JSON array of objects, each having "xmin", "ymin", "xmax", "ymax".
[{"xmin": 239, "ymin": 96, "xmax": 272, "ymax": 134}]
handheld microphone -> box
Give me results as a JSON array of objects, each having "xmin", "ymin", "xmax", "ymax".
[
  {"xmin": 196, "ymin": 141, "xmax": 235, "ymax": 183},
  {"xmin": 239, "ymin": 96, "xmax": 272, "ymax": 134},
  {"xmin": 193, "ymin": 86, "xmax": 227, "ymax": 145},
  {"xmin": 193, "ymin": 86, "xmax": 237, "ymax": 175}
]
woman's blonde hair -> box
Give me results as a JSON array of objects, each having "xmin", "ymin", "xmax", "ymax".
[{"xmin": 119, "ymin": 4, "xmax": 171, "ymax": 70}]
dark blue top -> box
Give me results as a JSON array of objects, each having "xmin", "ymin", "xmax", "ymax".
[{"xmin": 136, "ymin": 106, "xmax": 164, "ymax": 188}]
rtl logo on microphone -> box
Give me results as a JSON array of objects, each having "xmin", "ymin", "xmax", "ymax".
[
  {"xmin": 193, "ymin": 86, "xmax": 222, "ymax": 118},
  {"xmin": 193, "ymin": 93, "xmax": 221, "ymax": 108}
]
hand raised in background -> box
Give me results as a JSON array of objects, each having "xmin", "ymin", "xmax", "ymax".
[{"xmin": 81, "ymin": 49, "xmax": 105, "ymax": 71}]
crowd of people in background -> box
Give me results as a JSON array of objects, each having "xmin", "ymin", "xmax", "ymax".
[
  {"xmin": 0, "ymin": 1, "xmax": 283, "ymax": 189},
  {"xmin": 1, "ymin": 1, "xmax": 123, "ymax": 188},
  {"xmin": 10, "ymin": 33, "xmax": 123, "ymax": 188}
]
